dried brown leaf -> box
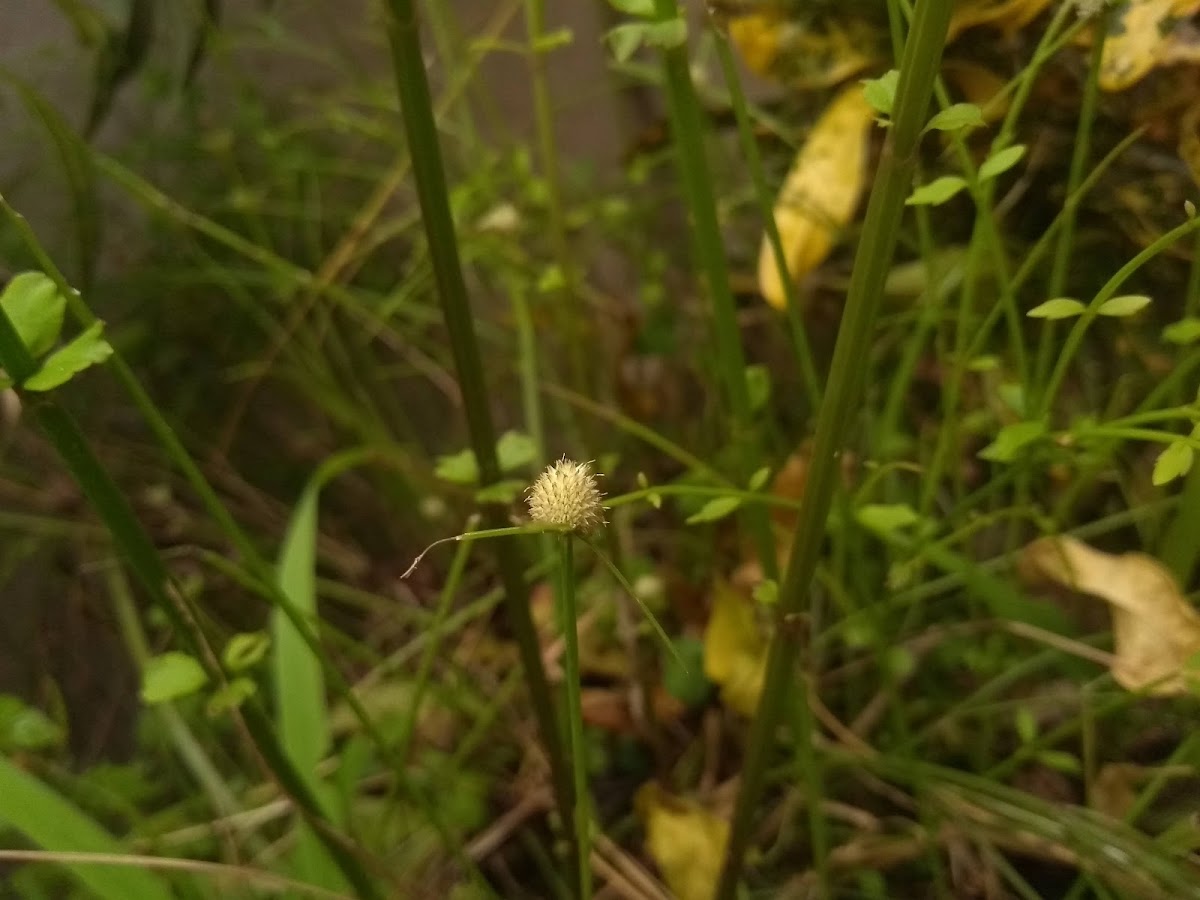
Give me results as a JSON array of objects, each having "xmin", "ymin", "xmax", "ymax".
[{"xmin": 1021, "ymin": 536, "xmax": 1200, "ymax": 694}]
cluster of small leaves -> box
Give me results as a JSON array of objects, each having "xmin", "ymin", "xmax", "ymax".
[
  {"xmin": 1027, "ymin": 294, "xmax": 1152, "ymax": 319},
  {"xmin": 605, "ymin": 0, "xmax": 687, "ymax": 64},
  {"xmin": 0, "ymin": 272, "xmax": 112, "ymax": 391},
  {"xmin": 434, "ymin": 430, "xmax": 539, "ymax": 504},
  {"xmin": 140, "ymin": 631, "xmax": 270, "ymax": 717}
]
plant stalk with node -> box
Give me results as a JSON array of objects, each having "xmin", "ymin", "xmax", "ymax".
[{"xmin": 526, "ymin": 458, "xmax": 607, "ymax": 900}]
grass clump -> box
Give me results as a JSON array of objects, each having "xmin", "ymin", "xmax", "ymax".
[{"xmin": 2, "ymin": 1, "xmax": 1200, "ymax": 898}]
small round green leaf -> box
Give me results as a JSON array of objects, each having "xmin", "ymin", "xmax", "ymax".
[
  {"xmin": 0, "ymin": 271, "xmax": 66, "ymax": 359},
  {"xmin": 905, "ymin": 176, "xmax": 967, "ymax": 206},
  {"xmin": 1027, "ymin": 297, "xmax": 1086, "ymax": 319},
  {"xmin": 1153, "ymin": 440, "xmax": 1194, "ymax": 486},
  {"xmin": 978, "ymin": 420, "xmax": 1047, "ymax": 462},
  {"xmin": 141, "ymin": 652, "xmax": 208, "ymax": 705},
  {"xmin": 206, "ymin": 677, "xmax": 257, "ymax": 717},
  {"xmin": 1098, "ymin": 294, "xmax": 1151, "ymax": 317},
  {"xmin": 222, "ymin": 632, "xmax": 270, "ymax": 672},
  {"xmin": 862, "ymin": 70, "xmax": 899, "ymax": 116},
  {"xmin": 1163, "ymin": 318, "xmax": 1200, "ymax": 345},
  {"xmin": 685, "ymin": 495, "xmax": 741, "ymax": 525},
  {"xmin": 856, "ymin": 503, "xmax": 922, "ymax": 536},
  {"xmin": 978, "ymin": 145, "xmax": 1026, "ymax": 182},
  {"xmin": 23, "ymin": 321, "xmax": 113, "ymax": 391},
  {"xmin": 924, "ymin": 103, "xmax": 984, "ymax": 133}
]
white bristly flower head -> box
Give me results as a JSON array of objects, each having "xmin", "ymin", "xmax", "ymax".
[{"xmin": 527, "ymin": 457, "xmax": 606, "ymax": 533}]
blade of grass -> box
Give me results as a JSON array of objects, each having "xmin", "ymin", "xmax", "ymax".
[
  {"xmin": 0, "ymin": 73, "xmax": 100, "ymax": 290},
  {"xmin": 649, "ymin": 0, "xmax": 778, "ymax": 582},
  {"xmin": 379, "ymin": 0, "xmax": 578, "ymax": 887},
  {"xmin": 0, "ymin": 757, "xmax": 175, "ymax": 900},
  {"xmin": 715, "ymin": 3, "xmax": 954, "ymax": 896},
  {"xmin": 273, "ymin": 450, "xmax": 379, "ymax": 891}
]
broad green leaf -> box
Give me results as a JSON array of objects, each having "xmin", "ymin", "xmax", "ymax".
[
  {"xmin": 0, "ymin": 695, "xmax": 64, "ymax": 751},
  {"xmin": 274, "ymin": 481, "xmax": 344, "ymax": 890},
  {"xmin": 1098, "ymin": 294, "xmax": 1151, "ymax": 317},
  {"xmin": 924, "ymin": 102, "xmax": 984, "ymax": 133},
  {"xmin": 978, "ymin": 144, "xmax": 1026, "ymax": 181},
  {"xmin": 862, "ymin": 69, "xmax": 899, "ymax": 116},
  {"xmin": 140, "ymin": 652, "xmax": 208, "ymax": 704},
  {"xmin": 685, "ymin": 496, "xmax": 742, "ymax": 524},
  {"xmin": 474, "ymin": 479, "xmax": 525, "ymax": 504},
  {"xmin": 1027, "ymin": 297, "xmax": 1085, "ymax": 319},
  {"xmin": 1163, "ymin": 318, "xmax": 1200, "ymax": 345},
  {"xmin": 856, "ymin": 503, "xmax": 922, "ymax": 536},
  {"xmin": 905, "ymin": 175, "xmax": 967, "ymax": 206},
  {"xmin": 747, "ymin": 466, "xmax": 771, "ymax": 492},
  {"xmin": 434, "ymin": 448, "xmax": 478, "ymax": 484},
  {"xmin": 0, "ymin": 756, "xmax": 174, "ymax": 900},
  {"xmin": 978, "ymin": 420, "xmax": 1047, "ymax": 462},
  {"xmin": 23, "ymin": 321, "xmax": 113, "ymax": 391},
  {"xmin": 495, "ymin": 430, "xmax": 537, "ymax": 471},
  {"xmin": 5, "ymin": 76, "xmax": 101, "ymax": 285},
  {"xmin": 0, "ymin": 272, "xmax": 66, "ymax": 358},
  {"xmin": 1153, "ymin": 440, "xmax": 1194, "ymax": 486},
  {"xmin": 223, "ymin": 631, "xmax": 270, "ymax": 672}
]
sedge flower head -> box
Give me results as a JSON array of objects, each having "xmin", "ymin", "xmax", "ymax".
[{"xmin": 527, "ymin": 457, "xmax": 606, "ymax": 532}]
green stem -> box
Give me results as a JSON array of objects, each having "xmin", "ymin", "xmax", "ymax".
[
  {"xmin": 711, "ymin": 30, "xmax": 821, "ymax": 412},
  {"xmin": 379, "ymin": 0, "xmax": 578, "ymax": 884},
  {"xmin": 1033, "ymin": 7, "xmax": 1108, "ymax": 414},
  {"xmin": 523, "ymin": 0, "xmax": 588, "ymax": 399},
  {"xmin": 556, "ymin": 534, "xmax": 591, "ymax": 899},
  {"xmin": 650, "ymin": 0, "xmax": 777, "ymax": 580},
  {"xmin": 714, "ymin": 3, "xmax": 954, "ymax": 895}
]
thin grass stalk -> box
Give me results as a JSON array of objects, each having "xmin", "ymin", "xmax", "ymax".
[
  {"xmin": 0, "ymin": 307, "xmax": 380, "ymax": 899},
  {"xmin": 714, "ymin": 3, "xmax": 954, "ymax": 895},
  {"xmin": 650, "ymin": 0, "xmax": 777, "ymax": 579},
  {"xmin": 524, "ymin": 0, "xmax": 588, "ymax": 398},
  {"xmin": 1033, "ymin": 7, "xmax": 1108, "ymax": 414},
  {"xmin": 380, "ymin": 0, "xmax": 579, "ymax": 884},
  {"xmin": 556, "ymin": 533, "xmax": 592, "ymax": 899},
  {"xmin": 711, "ymin": 31, "xmax": 821, "ymax": 411}
]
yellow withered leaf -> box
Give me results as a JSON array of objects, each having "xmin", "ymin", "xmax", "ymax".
[
  {"xmin": 636, "ymin": 783, "xmax": 729, "ymax": 900},
  {"xmin": 948, "ymin": 0, "xmax": 1055, "ymax": 40},
  {"xmin": 1094, "ymin": 0, "xmax": 1200, "ymax": 91},
  {"xmin": 1020, "ymin": 536, "xmax": 1200, "ymax": 695},
  {"xmin": 758, "ymin": 85, "xmax": 874, "ymax": 310},
  {"xmin": 703, "ymin": 579, "xmax": 767, "ymax": 716}
]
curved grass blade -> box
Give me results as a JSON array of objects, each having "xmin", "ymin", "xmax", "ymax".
[{"xmin": 0, "ymin": 756, "xmax": 175, "ymax": 900}]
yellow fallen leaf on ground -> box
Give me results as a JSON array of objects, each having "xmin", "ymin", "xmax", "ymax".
[
  {"xmin": 758, "ymin": 84, "xmax": 874, "ymax": 310},
  {"xmin": 703, "ymin": 580, "xmax": 767, "ymax": 716},
  {"xmin": 1020, "ymin": 536, "xmax": 1200, "ymax": 694},
  {"xmin": 1094, "ymin": 0, "xmax": 1200, "ymax": 91},
  {"xmin": 636, "ymin": 783, "xmax": 729, "ymax": 900},
  {"xmin": 948, "ymin": 0, "xmax": 1055, "ymax": 39}
]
